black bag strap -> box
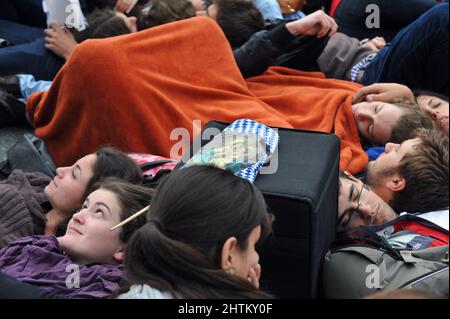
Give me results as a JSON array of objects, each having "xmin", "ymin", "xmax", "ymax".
[{"xmin": 139, "ymin": 160, "xmax": 175, "ymax": 172}]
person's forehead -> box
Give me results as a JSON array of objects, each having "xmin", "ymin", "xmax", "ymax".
[
  {"xmin": 418, "ymin": 95, "xmax": 446, "ymax": 103},
  {"xmin": 77, "ymin": 154, "xmax": 97, "ymax": 167},
  {"xmin": 339, "ymin": 176, "xmax": 360, "ymax": 196},
  {"xmin": 87, "ymin": 189, "xmax": 121, "ymax": 216},
  {"xmin": 399, "ymin": 137, "xmax": 421, "ymax": 154}
]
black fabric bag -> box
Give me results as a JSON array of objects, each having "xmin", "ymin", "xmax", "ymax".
[
  {"xmin": 0, "ymin": 133, "xmax": 56, "ymax": 179},
  {"xmin": 182, "ymin": 121, "xmax": 340, "ymax": 298}
]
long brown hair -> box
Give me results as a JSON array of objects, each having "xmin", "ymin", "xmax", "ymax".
[{"xmin": 123, "ymin": 165, "xmax": 274, "ymax": 298}]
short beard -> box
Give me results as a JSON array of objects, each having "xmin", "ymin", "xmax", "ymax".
[
  {"xmin": 365, "ymin": 162, "xmax": 397, "ymax": 188},
  {"xmin": 365, "ymin": 162, "xmax": 377, "ymax": 187}
]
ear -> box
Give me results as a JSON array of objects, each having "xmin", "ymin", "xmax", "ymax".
[
  {"xmin": 220, "ymin": 236, "xmax": 238, "ymax": 272},
  {"xmin": 385, "ymin": 173, "xmax": 406, "ymax": 192},
  {"xmin": 113, "ymin": 246, "xmax": 125, "ymax": 264}
]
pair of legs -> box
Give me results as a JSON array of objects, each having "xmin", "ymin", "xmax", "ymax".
[
  {"xmin": 0, "ymin": 0, "xmax": 47, "ymax": 28},
  {"xmin": 0, "ymin": 19, "xmax": 64, "ymax": 80},
  {"xmin": 362, "ymin": 3, "xmax": 449, "ymax": 96},
  {"xmin": 333, "ymin": 0, "xmax": 438, "ymax": 41},
  {"xmin": 0, "ymin": 0, "xmax": 104, "ymax": 28}
]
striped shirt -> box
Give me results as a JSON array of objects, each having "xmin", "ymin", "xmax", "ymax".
[{"xmin": 350, "ymin": 53, "xmax": 378, "ymax": 82}]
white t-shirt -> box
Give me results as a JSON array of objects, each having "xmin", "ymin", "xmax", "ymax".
[{"xmin": 400, "ymin": 209, "xmax": 449, "ymax": 231}]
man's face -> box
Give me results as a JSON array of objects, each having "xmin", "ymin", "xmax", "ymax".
[
  {"xmin": 366, "ymin": 138, "xmax": 422, "ymax": 190},
  {"xmin": 352, "ymin": 101, "xmax": 404, "ymax": 145},
  {"xmin": 338, "ymin": 174, "xmax": 397, "ymax": 232}
]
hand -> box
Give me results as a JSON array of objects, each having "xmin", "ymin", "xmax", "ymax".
[
  {"xmin": 44, "ymin": 24, "xmax": 78, "ymax": 60},
  {"xmin": 286, "ymin": 10, "xmax": 338, "ymax": 38},
  {"xmin": 115, "ymin": 0, "xmax": 139, "ymax": 14},
  {"xmin": 353, "ymin": 83, "xmax": 415, "ymax": 104},
  {"xmin": 247, "ymin": 264, "xmax": 261, "ymax": 289},
  {"xmin": 362, "ymin": 37, "xmax": 386, "ymax": 52}
]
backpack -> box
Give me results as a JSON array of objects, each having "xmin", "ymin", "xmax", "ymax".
[
  {"xmin": 127, "ymin": 153, "xmax": 177, "ymax": 188},
  {"xmin": 322, "ymin": 215, "xmax": 449, "ymax": 299}
]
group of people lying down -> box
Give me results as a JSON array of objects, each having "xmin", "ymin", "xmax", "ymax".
[{"xmin": 0, "ymin": 0, "xmax": 448, "ymax": 299}]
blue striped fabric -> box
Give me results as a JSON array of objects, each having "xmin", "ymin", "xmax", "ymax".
[{"xmin": 350, "ymin": 53, "xmax": 377, "ymax": 82}]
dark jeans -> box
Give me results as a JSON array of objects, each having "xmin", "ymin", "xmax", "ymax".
[
  {"xmin": 0, "ymin": 0, "xmax": 47, "ymax": 28},
  {"xmin": 334, "ymin": 0, "xmax": 438, "ymax": 41},
  {"xmin": 362, "ymin": 3, "xmax": 449, "ymax": 96},
  {"xmin": 0, "ymin": 19, "xmax": 65, "ymax": 80},
  {"xmin": 0, "ymin": 0, "xmax": 115, "ymax": 28}
]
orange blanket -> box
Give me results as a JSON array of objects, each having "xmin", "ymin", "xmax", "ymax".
[{"xmin": 27, "ymin": 17, "xmax": 368, "ymax": 174}]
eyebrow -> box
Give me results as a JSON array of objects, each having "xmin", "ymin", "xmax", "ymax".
[{"xmin": 96, "ymin": 202, "xmax": 111, "ymax": 215}]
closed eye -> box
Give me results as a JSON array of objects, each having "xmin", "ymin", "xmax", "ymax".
[
  {"xmin": 368, "ymin": 122, "xmax": 374, "ymax": 137},
  {"xmin": 94, "ymin": 209, "xmax": 105, "ymax": 217}
]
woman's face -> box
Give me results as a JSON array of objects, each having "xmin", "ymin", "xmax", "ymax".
[
  {"xmin": 352, "ymin": 101, "xmax": 404, "ymax": 145},
  {"xmin": 45, "ymin": 154, "xmax": 96, "ymax": 214},
  {"xmin": 416, "ymin": 95, "xmax": 449, "ymax": 135},
  {"xmin": 57, "ymin": 188, "xmax": 124, "ymax": 265},
  {"xmin": 231, "ymin": 226, "xmax": 262, "ymax": 286}
]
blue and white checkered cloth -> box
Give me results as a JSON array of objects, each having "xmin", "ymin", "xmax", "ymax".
[{"xmin": 223, "ymin": 119, "xmax": 279, "ymax": 183}]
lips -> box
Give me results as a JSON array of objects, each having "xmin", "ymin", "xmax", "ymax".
[
  {"xmin": 52, "ymin": 178, "xmax": 58, "ymax": 188},
  {"xmin": 68, "ymin": 227, "xmax": 82, "ymax": 235},
  {"xmin": 439, "ymin": 116, "xmax": 449, "ymax": 129}
]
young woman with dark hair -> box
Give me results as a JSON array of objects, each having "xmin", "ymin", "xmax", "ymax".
[
  {"xmin": 0, "ymin": 147, "xmax": 143, "ymax": 248},
  {"xmin": 118, "ymin": 165, "xmax": 274, "ymax": 299},
  {"xmin": 0, "ymin": 178, "xmax": 153, "ymax": 298}
]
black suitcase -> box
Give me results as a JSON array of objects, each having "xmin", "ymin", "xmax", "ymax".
[{"xmin": 182, "ymin": 121, "xmax": 340, "ymax": 298}]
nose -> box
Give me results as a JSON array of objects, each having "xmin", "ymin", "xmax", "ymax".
[
  {"xmin": 430, "ymin": 110, "xmax": 439, "ymax": 120},
  {"xmin": 384, "ymin": 142, "xmax": 399, "ymax": 153},
  {"xmin": 55, "ymin": 166, "xmax": 67, "ymax": 178},
  {"xmin": 355, "ymin": 109, "xmax": 373, "ymax": 125},
  {"xmin": 72, "ymin": 210, "xmax": 86, "ymax": 225},
  {"xmin": 426, "ymin": 108, "xmax": 439, "ymax": 120}
]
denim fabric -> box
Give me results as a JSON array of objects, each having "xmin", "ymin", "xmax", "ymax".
[
  {"xmin": 17, "ymin": 74, "xmax": 52, "ymax": 102},
  {"xmin": 362, "ymin": 3, "xmax": 449, "ymax": 96},
  {"xmin": 0, "ymin": 19, "xmax": 64, "ymax": 80},
  {"xmin": 334, "ymin": 0, "xmax": 438, "ymax": 41}
]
